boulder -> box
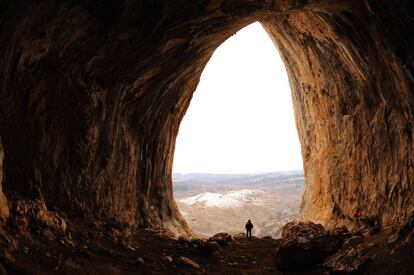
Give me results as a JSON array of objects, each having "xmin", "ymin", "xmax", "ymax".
[
  {"xmin": 180, "ymin": 256, "xmax": 200, "ymax": 269},
  {"xmin": 275, "ymin": 222, "xmax": 344, "ymax": 271},
  {"xmin": 233, "ymin": 232, "xmax": 247, "ymax": 240},
  {"xmin": 163, "ymin": 255, "xmax": 173, "ymax": 262},
  {"xmin": 135, "ymin": 257, "xmax": 144, "ymax": 265},
  {"xmin": 179, "ymin": 238, "xmax": 220, "ymax": 255},
  {"xmin": 324, "ymin": 247, "xmax": 371, "ymax": 273},
  {"xmin": 12, "ymin": 198, "xmax": 67, "ymax": 234},
  {"xmin": 281, "ymin": 221, "xmax": 326, "ymax": 239},
  {"xmin": 209, "ymin": 232, "xmax": 233, "ymax": 246}
]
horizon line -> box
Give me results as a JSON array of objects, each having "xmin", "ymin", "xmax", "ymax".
[{"xmin": 172, "ymin": 169, "xmax": 304, "ymax": 176}]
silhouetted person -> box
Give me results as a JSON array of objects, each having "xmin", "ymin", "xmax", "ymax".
[{"xmin": 245, "ymin": 219, "xmax": 253, "ymax": 238}]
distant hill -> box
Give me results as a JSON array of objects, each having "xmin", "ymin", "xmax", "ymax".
[
  {"xmin": 173, "ymin": 171, "xmax": 304, "ymax": 238},
  {"xmin": 180, "ymin": 189, "xmax": 265, "ymax": 208}
]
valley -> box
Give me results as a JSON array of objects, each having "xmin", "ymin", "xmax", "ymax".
[{"xmin": 173, "ymin": 171, "xmax": 304, "ymax": 238}]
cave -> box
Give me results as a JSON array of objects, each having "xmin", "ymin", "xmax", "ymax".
[{"xmin": 0, "ymin": 0, "xmax": 414, "ymax": 273}]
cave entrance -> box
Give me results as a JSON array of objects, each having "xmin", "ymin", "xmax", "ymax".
[{"xmin": 172, "ymin": 22, "xmax": 304, "ymax": 238}]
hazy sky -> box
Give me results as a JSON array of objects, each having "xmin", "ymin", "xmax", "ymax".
[{"xmin": 173, "ymin": 22, "xmax": 303, "ymax": 174}]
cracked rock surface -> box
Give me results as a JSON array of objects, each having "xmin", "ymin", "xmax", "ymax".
[{"xmin": 0, "ymin": 0, "xmax": 413, "ymax": 235}]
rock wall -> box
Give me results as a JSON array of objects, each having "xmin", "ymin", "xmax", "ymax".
[
  {"xmin": 0, "ymin": 0, "xmax": 413, "ymax": 233},
  {"xmin": 0, "ymin": 138, "xmax": 9, "ymax": 223},
  {"xmin": 264, "ymin": 1, "xmax": 414, "ymax": 228}
]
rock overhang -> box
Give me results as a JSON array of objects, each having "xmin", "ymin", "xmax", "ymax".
[{"xmin": 0, "ymin": 0, "xmax": 413, "ymax": 234}]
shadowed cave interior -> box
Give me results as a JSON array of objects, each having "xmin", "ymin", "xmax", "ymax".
[{"xmin": 0, "ymin": 0, "xmax": 414, "ymax": 274}]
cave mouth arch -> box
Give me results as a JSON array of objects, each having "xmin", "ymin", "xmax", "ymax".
[
  {"xmin": 0, "ymin": 1, "xmax": 413, "ymax": 236},
  {"xmin": 166, "ymin": 3, "xmax": 414, "ymax": 234},
  {"xmin": 172, "ymin": 22, "xmax": 304, "ymax": 237}
]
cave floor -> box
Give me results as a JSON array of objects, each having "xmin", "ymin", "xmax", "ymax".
[
  {"xmin": 1, "ymin": 218, "xmax": 414, "ymax": 274},
  {"xmin": 3, "ymin": 222, "xmax": 295, "ymax": 275}
]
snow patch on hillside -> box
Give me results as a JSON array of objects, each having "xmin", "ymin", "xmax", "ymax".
[{"xmin": 180, "ymin": 189, "xmax": 264, "ymax": 208}]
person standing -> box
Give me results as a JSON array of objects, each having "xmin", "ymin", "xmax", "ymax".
[{"xmin": 245, "ymin": 219, "xmax": 253, "ymax": 238}]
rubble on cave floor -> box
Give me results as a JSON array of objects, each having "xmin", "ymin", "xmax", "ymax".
[
  {"xmin": 0, "ymin": 200, "xmax": 413, "ymax": 275},
  {"xmin": 275, "ymin": 221, "xmax": 347, "ymax": 271}
]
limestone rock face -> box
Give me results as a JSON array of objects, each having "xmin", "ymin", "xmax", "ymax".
[
  {"xmin": 0, "ymin": 0, "xmax": 413, "ymax": 233},
  {"xmin": 264, "ymin": 2, "xmax": 414, "ymax": 228}
]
